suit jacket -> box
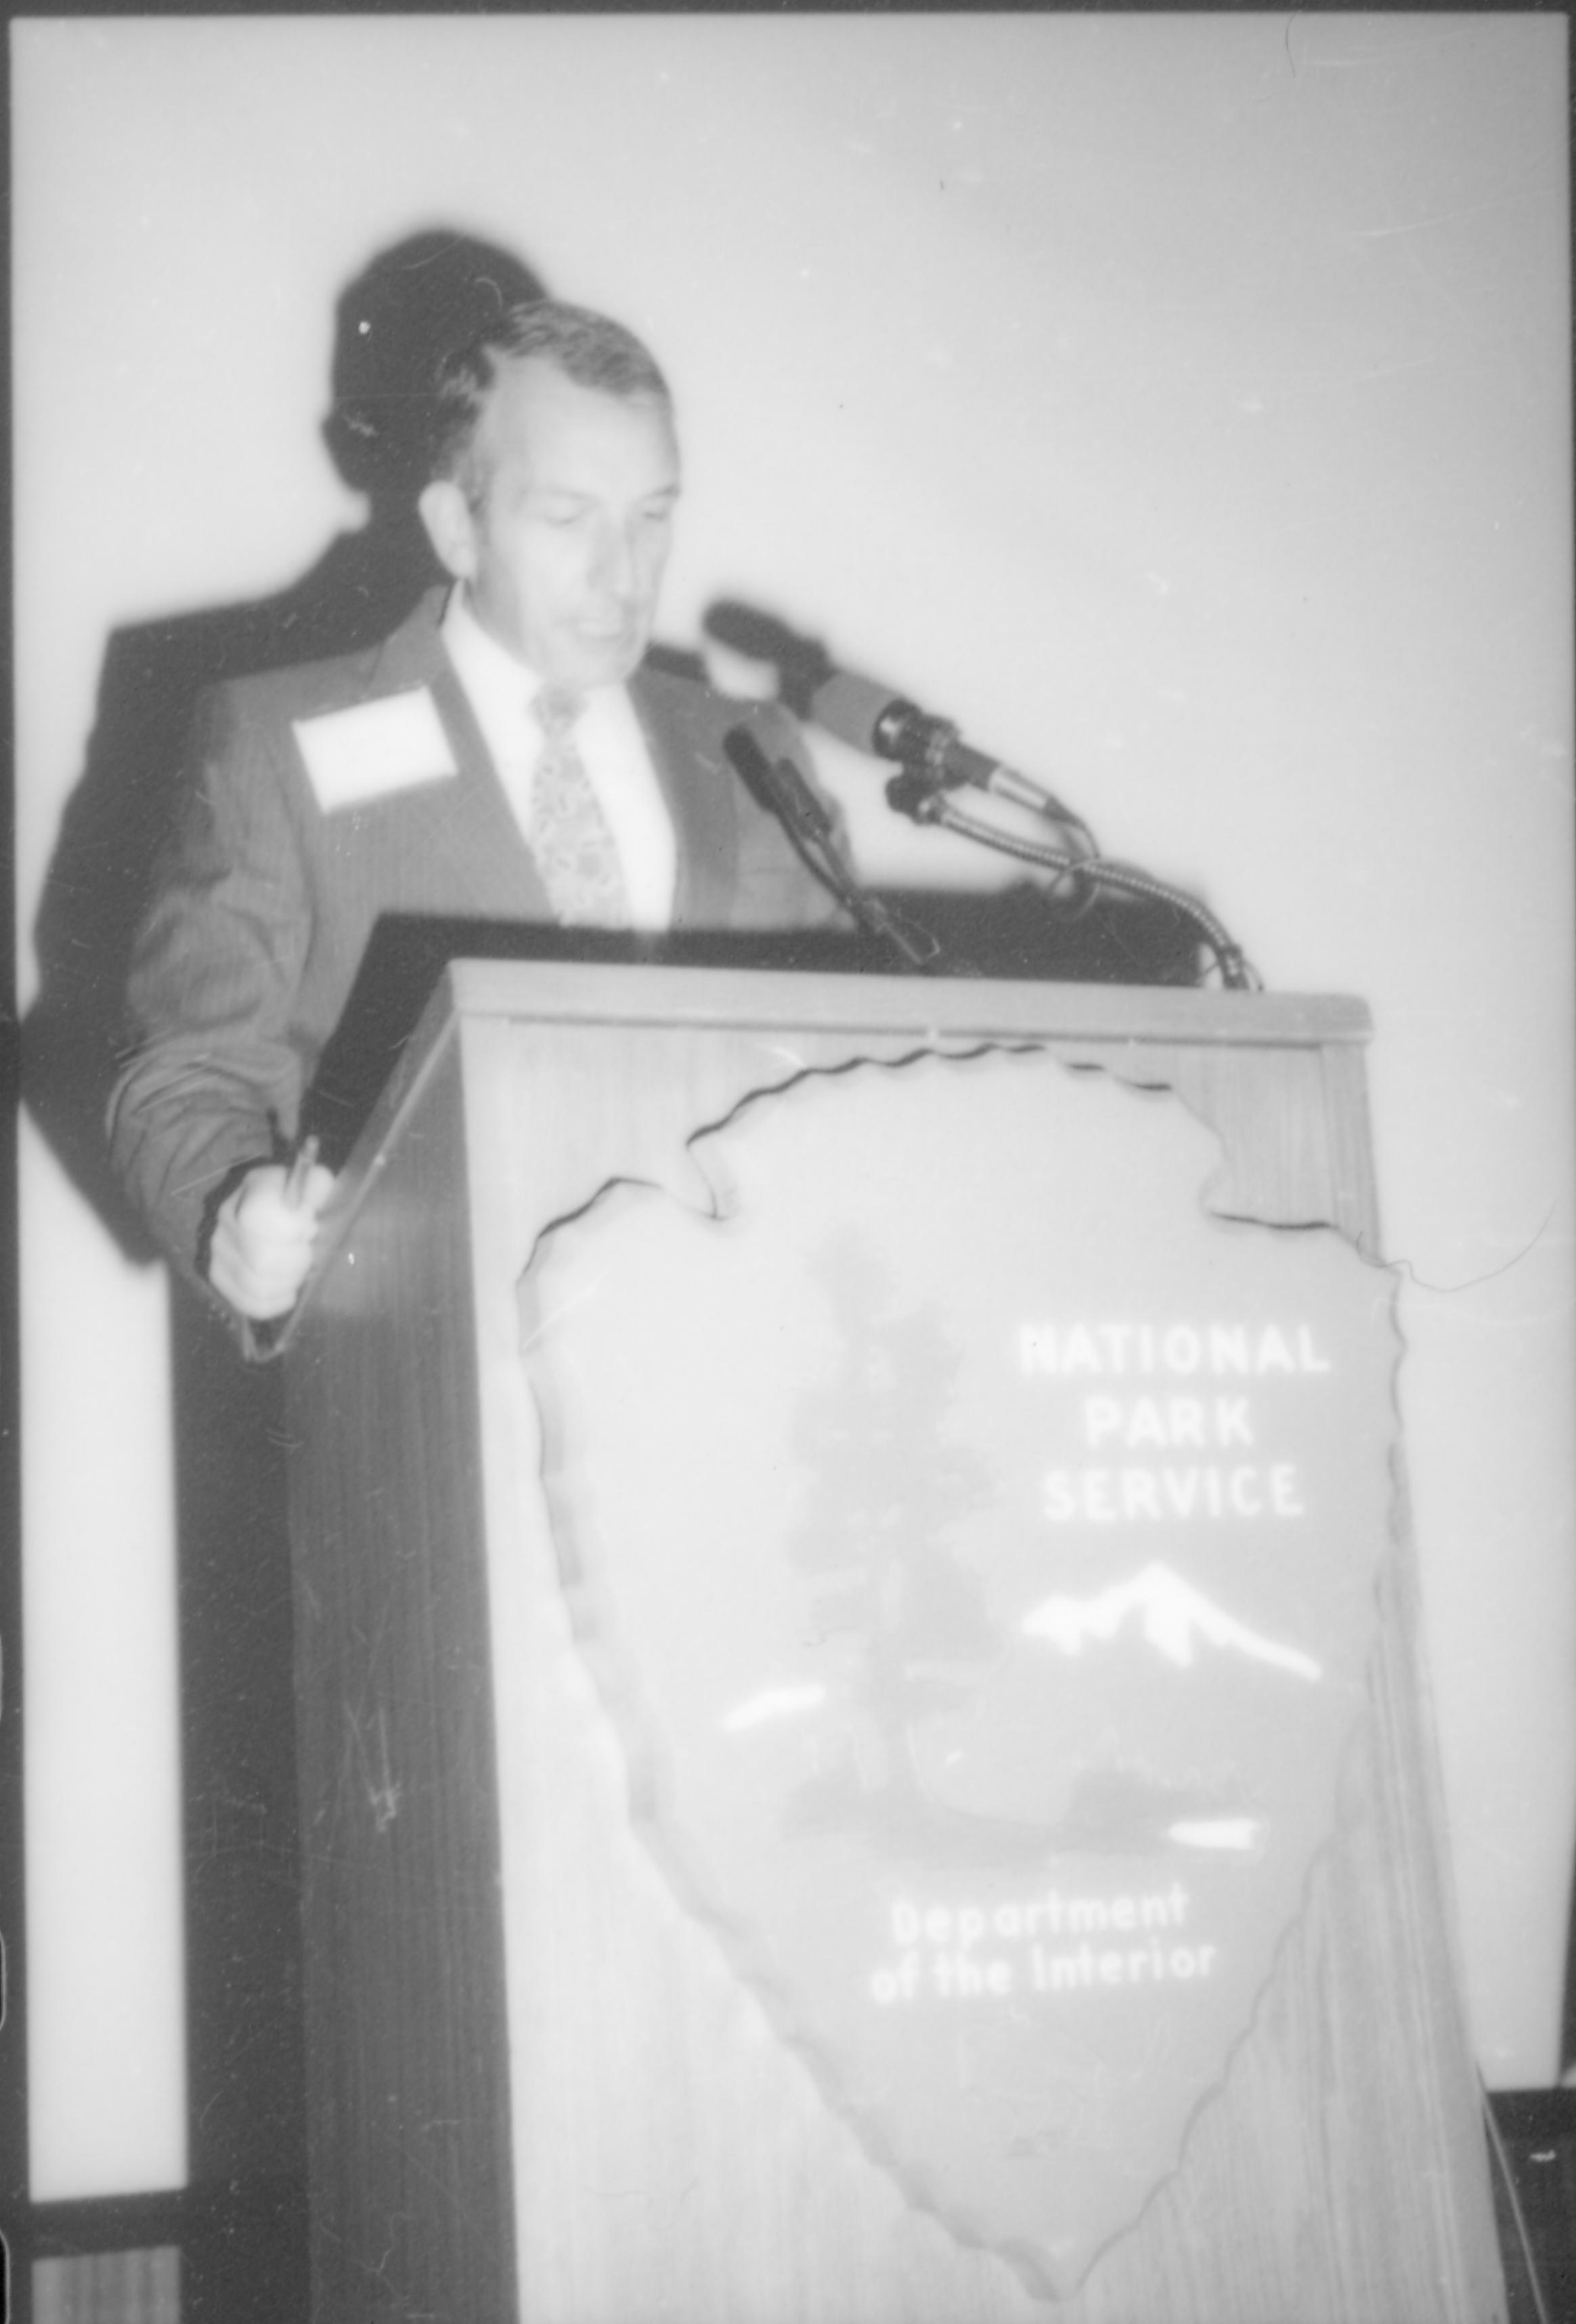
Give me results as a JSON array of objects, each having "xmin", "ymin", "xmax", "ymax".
[{"xmin": 109, "ymin": 586, "xmax": 844, "ymax": 1301}]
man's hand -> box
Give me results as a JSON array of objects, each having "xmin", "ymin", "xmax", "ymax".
[{"xmin": 206, "ymin": 1158, "xmax": 337, "ymax": 1321}]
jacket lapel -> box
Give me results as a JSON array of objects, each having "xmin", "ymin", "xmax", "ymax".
[
  {"xmin": 358, "ymin": 588, "xmax": 552, "ymax": 918},
  {"xmin": 630, "ymin": 667, "xmax": 736, "ymax": 928}
]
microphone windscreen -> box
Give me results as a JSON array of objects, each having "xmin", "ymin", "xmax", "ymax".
[
  {"xmin": 703, "ymin": 601, "xmax": 804, "ymax": 663},
  {"xmin": 808, "ymin": 670, "xmax": 899, "ymax": 755},
  {"xmin": 702, "ymin": 602, "xmax": 837, "ymax": 717}
]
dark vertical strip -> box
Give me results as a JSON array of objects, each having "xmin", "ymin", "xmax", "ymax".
[
  {"xmin": 0, "ymin": 25, "xmax": 28, "ymax": 2316},
  {"xmin": 165, "ymin": 1299, "xmax": 309, "ymax": 2320}
]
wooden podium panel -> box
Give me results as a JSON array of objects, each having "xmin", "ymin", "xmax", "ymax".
[{"xmin": 282, "ymin": 963, "xmax": 1505, "ymax": 2323}]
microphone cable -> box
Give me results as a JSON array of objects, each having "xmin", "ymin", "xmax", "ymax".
[{"xmin": 883, "ymin": 772, "xmax": 1261, "ymax": 993}]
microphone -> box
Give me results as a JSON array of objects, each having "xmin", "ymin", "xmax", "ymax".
[
  {"xmin": 701, "ymin": 601, "xmax": 836, "ymax": 718},
  {"xmin": 698, "ymin": 600, "xmax": 1088, "ymax": 833},
  {"xmin": 808, "ymin": 670, "xmax": 1052, "ymax": 814},
  {"xmin": 723, "ymin": 725, "xmax": 940, "ymax": 970}
]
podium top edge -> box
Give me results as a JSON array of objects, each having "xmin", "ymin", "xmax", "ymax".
[
  {"xmin": 280, "ymin": 960, "xmax": 1372, "ymax": 1349},
  {"xmin": 437, "ymin": 958, "xmax": 1373, "ymax": 1048}
]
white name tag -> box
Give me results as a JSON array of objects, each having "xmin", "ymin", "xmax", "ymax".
[{"xmin": 292, "ymin": 689, "xmax": 458, "ymax": 812}]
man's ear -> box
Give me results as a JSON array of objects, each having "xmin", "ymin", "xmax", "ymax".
[{"xmin": 418, "ymin": 479, "xmax": 479, "ymax": 580}]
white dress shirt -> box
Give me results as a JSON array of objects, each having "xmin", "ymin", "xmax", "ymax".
[{"xmin": 439, "ymin": 586, "xmax": 677, "ymax": 930}]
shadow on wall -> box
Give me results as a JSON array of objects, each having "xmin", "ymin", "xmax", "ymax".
[
  {"xmin": 21, "ymin": 225, "xmax": 548, "ymax": 1260},
  {"xmin": 16, "ymin": 228, "xmax": 549, "ymax": 2252}
]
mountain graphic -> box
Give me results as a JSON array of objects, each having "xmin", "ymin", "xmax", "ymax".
[{"xmin": 1020, "ymin": 1562, "xmax": 1321, "ymax": 1683}]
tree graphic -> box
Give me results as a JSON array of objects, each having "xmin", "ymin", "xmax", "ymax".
[{"xmin": 787, "ymin": 1233, "xmax": 998, "ymax": 1820}]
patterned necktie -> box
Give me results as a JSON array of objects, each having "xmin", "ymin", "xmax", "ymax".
[{"xmin": 525, "ymin": 687, "xmax": 631, "ymax": 928}]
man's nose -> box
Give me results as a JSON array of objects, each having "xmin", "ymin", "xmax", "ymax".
[{"xmin": 590, "ymin": 519, "xmax": 640, "ymax": 599}]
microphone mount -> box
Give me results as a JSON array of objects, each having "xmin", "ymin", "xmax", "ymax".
[
  {"xmin": 866, "ymin": 697, "xmax": 1098, "ymax": 852},
  {"xmin": 904, "ymin": 710, "xmax": 969, "ymax": 791}
]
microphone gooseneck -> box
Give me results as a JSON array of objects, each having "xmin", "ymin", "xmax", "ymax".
[{"xmin": 699, "ymin": 602, "xmax": 1260, "ymax": 989}]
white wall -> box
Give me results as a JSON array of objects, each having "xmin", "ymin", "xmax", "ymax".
[{"xmin": 15, "ymin": 12, "xmax": 1572, "ymax": 2194}]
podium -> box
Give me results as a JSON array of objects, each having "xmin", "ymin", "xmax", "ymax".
[{"xmin": 281, "ymin": 961, "xmax": 1506, "ymax": 2323}]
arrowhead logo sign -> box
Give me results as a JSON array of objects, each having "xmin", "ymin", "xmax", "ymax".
[{"xmin": 521, "ymin": 1049, "xmax": 1396, "ymax": 2296}]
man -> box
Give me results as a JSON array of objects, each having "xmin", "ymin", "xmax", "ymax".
[{"xmin": 110, "ymin": 300, "xmax": 844, "ymax": 1330}]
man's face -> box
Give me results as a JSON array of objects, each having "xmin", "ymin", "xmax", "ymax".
[{"xmin": 432, "ymin": 357, "xmax": 681, "ymax": 690}]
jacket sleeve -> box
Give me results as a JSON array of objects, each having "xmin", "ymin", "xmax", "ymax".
[{"xmin": 107, "ymin": 681, "xmax": 313, "ymax": 1306}]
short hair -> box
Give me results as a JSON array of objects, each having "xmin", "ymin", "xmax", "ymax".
[{"xmin": 427, "ymin": 299, "xmax": 672, "ymax": 502}]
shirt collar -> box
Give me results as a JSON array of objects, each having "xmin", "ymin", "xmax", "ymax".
[
  {"xmin": 439, "ymin": 585, "xmax": 550, "ymax": 728},
  {"xmin": 440, "ymin": 586, "xmax": 636, "ymax": 714}
]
